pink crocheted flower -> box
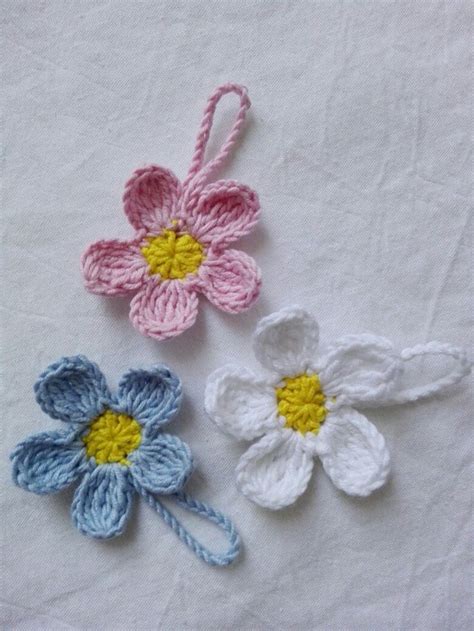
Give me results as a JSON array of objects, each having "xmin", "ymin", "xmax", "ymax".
[{"xmin": 81, "ymin": 85, "xmax": 261, "ymax": 341}]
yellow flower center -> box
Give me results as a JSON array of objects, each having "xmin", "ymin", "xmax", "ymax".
[
  {"xmin": 82, "ymin": 410, "xmax": 142, "ymax": 466},
  {"xmin": 141, "ymin": 228, "xmax": 205, "ymax": 280},
  {"xmin": 276, "ymin": 373, "xmax": 327, "ymax": 434}
]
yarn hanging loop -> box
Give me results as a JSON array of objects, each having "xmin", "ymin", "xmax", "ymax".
[
  {"xmin": 182, "ymin": 83, "xmax": 251, "ymax": 205},
  {"xmin": 138, "ymin": 487, "xmax": 241, "ymax": 566},
  {"xmin": 379, "ymin": 342, "xmax": 471, "ymax": 406}
]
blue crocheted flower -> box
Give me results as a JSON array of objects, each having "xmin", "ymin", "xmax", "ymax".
[
  {"xmin": 12, "ymin": 357, "xmax": 240, "ymax": 565},
  {"xmin": 11, "ymin": 356, "xmax": 192, "ymax": 539}
]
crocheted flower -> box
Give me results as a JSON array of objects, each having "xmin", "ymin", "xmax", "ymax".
[
  {"xmin": 11, "ymin": 356, "xmax": 192, "ymax": 538},
  {"xmin": 82, "ymin": 84, "xmax": 261, "ymax": 340},
  {"xmin": 205, "ymin": 307, "xmax": 470, "ymax": 509}
]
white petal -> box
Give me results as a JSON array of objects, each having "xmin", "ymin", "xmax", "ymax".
[
  {"xmin": 315, "ymin": 407, "xmax": 390, "ymax": 496},
  {"xmin": 253, "ymin": 306, "xmax": 319, "ymax": 375},
  {"xmin": 319, "ymin": 334, "xmax": 402, "ymax": 406},
  {"xmin": 236, "ymin": 430, "xmax": 314, "ymax": 509},
  {"xmin": 205, "ymin": 366, "xmax": 278, "ymax": 440}
]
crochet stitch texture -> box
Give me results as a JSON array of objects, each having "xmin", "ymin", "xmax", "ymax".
[
  {"xmin": 82, "ymin": 83, "xmax": 261, "ymax": 340},
  {"xmin": 11, "ymin": 356, "xmax": 240, "ymax": 566},
  {"xmin": 205, "ymin": 306, "xmax": 471, "ymax": 510}
]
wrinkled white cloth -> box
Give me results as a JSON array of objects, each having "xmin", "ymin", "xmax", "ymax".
[{"xmin": 2, "ymin": 1, "xmax": 472, "ymax": 629}]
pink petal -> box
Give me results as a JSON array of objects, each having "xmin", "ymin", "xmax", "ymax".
[
  {"xmin": 129, "ymin": 279, "xmax": 199, "ymax": 340},
  {"xmin": 81, "ymin": 239, "xmax": 148, "ymax": 296},
  {"xmin": 185, "ymin": 181, "xmax": 260, "ymax": 248},
  {"xmin": 200, "ymin": 249, "xmax": 261, "ymax": 313},
  {"xmin": 123, "ymin": 165, "xmax": 182, "ymax": 233}
]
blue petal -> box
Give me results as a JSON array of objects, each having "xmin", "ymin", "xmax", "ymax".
[
  {"xmin": 71, "ymin": 465, "xmax": 133, "ymax": 539},
  {"xmin": 129, "ymin": 433, "xmax": 193, "ymax": 494},
  {"xmin": 35, "ymin": 356, "xmax": 111, "ymax": 424},
  {"xmin": 116, "ymin": 365, "xmax": 182, "ymax": 429},
  {"xmin": 11, "ymin": 430, "xmax": 87, "ymax": 494}
]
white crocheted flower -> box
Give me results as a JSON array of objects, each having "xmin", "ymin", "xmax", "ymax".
[{"xmin": 205, "ymin": 306, "xmax": 470, "ymax": 509}]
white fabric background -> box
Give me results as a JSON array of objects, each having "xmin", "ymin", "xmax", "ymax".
[{"xmin": 1, "ymin": 1, "xmax": 472, "ymax": 629}]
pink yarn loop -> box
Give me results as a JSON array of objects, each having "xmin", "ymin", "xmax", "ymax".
[{"xmin": 182, "ymin": 83, "xmax": 251, "ymax": 207}]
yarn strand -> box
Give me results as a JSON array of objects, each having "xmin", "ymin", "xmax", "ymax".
[
  {"xmin": 138, "ymin": 487, "xmax": 241, "ymax": 566},
  {"xmin": 182, "ymin": 83, "xmax": 251, "ymax": 203},
  {"xmin": 379, "ymin": 342, "xmax": 471, "ymax": 406}
]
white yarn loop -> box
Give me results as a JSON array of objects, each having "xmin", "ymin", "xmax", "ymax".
[{"xmin": 377, "ymin": 342, "xmax": 471, "ymax": 406}]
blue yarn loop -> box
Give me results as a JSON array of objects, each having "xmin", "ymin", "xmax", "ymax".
[{"xmin": 138, "ymin": 488, "xmax": 240, "ymax": 566}]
